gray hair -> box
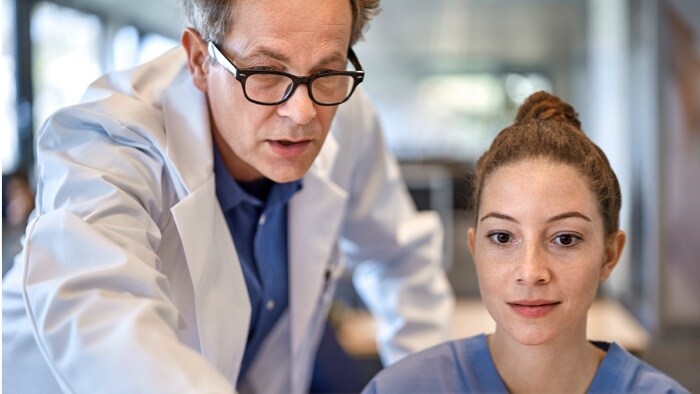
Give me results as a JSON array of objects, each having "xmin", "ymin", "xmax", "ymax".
[{"xmin": 179, "ymin": 0, "xmax": 381, "ymax": 46}]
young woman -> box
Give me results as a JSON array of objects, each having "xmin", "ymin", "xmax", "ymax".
[{"xmin": 363, "ymin": 91, "xmax": 689, "ymax": 393}]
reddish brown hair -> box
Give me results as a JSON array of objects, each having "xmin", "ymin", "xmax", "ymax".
[{"xmin": 471, "ymin": 91, "xmax": 622, "ymax": 237}]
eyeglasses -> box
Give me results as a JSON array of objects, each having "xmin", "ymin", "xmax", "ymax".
[{"xmin": 207, "ymin": 42, "xmax": 365, "ymax": 106}]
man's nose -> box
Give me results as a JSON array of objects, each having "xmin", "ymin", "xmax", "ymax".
[{"xmin": 277, "ymin": 84, "xmax": 317, "ymax": 125}]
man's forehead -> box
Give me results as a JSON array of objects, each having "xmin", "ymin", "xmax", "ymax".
[{"xmin": 227, "ymin": 0, "xmax": 352, "ymax": 44}]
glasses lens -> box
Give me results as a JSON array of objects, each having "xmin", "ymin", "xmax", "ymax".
[
  {"xmin": 310, "ymin": 75, "xmax": 354, "ymax": 105},
  {"xmin": 245, "ymin": 74, "xmax": 295, "ymax": 104},
  {"xmin": 243, "ymin": 73, "xmax": 355, "ymax": 105}
]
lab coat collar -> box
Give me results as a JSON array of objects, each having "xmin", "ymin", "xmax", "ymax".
[{"xmin": 162, "ymin": 64, "xmax": 213, "ymax": 199}]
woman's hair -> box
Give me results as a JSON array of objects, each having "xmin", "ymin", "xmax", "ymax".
[
  {"xmin": 179, "ymin": 0, "xmax": 381, "ymax": 46},
  {"xmin": 471, "ymin": 91, "xmax": 622, "ymax": 237}
]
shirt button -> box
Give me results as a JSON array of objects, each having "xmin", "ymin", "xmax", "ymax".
[
  {"xmin": 259, "ymin": 214, "xmax": 266, "ymax": 226},
  {"xmin": 266, "ymin": 299, "xmax": 275, "ymax": 311}
]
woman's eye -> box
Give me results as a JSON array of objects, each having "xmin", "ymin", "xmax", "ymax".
[
  {"xmin": 553, "ymin": 233, "xmax": 581, "ymax": 247},
  {"xmin": 488, "ymin": 232, "xmax": 512, "ymax": 244}
]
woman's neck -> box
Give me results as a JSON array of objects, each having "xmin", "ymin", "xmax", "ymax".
[{"xmin": 487, "ymin": 329, "xmax": 605, "ymax": 394}]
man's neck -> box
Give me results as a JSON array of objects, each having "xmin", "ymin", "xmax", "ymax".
[{"xmin": 238, "ymin": 178, "xmax": 274, "ymax": 202}]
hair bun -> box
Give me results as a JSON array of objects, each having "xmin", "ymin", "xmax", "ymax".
[{"xmin": 515, "ymin": 91, "xmax": 581, "ymax": 129}]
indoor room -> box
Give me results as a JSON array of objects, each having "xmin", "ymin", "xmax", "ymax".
[{"xmin": 3, "ymin": 0, "xmax": 699, "ymax": 392}]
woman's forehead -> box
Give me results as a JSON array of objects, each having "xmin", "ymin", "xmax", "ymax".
[{"xmin": 479, "ymin": 159, "xmax": 600, "ymax": 221}]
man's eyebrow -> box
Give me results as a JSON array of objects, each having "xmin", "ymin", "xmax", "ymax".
[
  {"xmin": 546, "ymin": 211, "xmax": 592, "ymax": 223},
  {"xmin": 243, "ymin": 47, "xmax": 346, "ymax": 69},
  {"xmin": 245, "ymin": 47, "xmax": 290, "ymax": 63},
  {"xmin": 480, "ymin": 212, "xmax": 518, "ymax": 223}
]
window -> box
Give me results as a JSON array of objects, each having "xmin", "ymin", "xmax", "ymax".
[
  {"xmin": 2, "ymin": 0, "xmax": 18, "ymax": 174},
  {"xmin": 31, "ymin": 2, "xmax": 103, "ymax": 131}
]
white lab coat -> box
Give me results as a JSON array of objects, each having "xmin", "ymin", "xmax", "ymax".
[{"xmin": 2, "ymin": 47, "xmax": 454, "ymax": 394}]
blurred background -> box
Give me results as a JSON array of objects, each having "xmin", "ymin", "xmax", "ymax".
[{"xmin": 2, "ymin": 0, "xmax": 699, "ymax": 391}]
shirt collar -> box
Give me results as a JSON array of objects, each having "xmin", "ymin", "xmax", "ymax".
[{"xmin": 213, "ymin": 145, "xmax": 302, "ymax": 212}]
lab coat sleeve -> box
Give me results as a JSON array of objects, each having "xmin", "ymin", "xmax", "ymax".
[
  {"xmin": 339, "ymin": 92, "xmax": 455, "ymax": 365},
  {"xmin": 21, "ymin": 107, "xmax": 235, "ymax": 393}
]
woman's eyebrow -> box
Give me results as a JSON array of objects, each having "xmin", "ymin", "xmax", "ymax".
[
  {"xmin": 546, "ymin": 211, "xmax": 592, "ymax": 223},
  {"xmin": 479, "ymin": 211, "xmax": 592, "ymax": 224},
  {"xmin": 480, "ymin": 212, "xmax": 518, "ymax": 223}
]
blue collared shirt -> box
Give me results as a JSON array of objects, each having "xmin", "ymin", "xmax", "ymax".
[{"xmin": 213, "ymin": 147, "xmax": 302, "ymax": 384}]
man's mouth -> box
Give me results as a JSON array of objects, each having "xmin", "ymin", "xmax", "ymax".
[{"xmin": 267, "ymin": 139, "xmax": 312, "ymax": 158}]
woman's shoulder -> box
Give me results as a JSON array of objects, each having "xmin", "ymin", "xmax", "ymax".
[
  {"xmin": 396, "ymin": 334, "xmax": 485, "ymax": 366},
  {"xmin": 362, "ymin": 334, "xmax": 497, "ymax": 394},
  {"xmin": 590, "ymin": 341, "xmax": 689, "ymax": 393}
]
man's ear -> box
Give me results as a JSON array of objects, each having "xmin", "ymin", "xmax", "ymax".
[
  {"xmin": 599, "ymin": 230, "xmax": 626, "ymax": 282},
  {"xmin": 181, "ymin": 27, "xmax": 209, "ymax": 92}
]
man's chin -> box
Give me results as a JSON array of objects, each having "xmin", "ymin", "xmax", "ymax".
[{"xmin": 262, "ymin": 164, "xmax": 310, "ymax": 183}]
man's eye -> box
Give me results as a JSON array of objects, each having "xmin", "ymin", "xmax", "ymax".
[
  {"xmin": 487, "ymin": 232, "xmax": 512, "ymax": 244},
  {"xmin": 553, "ymin": 233, "xmax": 581, "ymax": 247}
]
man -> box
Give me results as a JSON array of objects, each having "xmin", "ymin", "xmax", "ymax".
[{"xmin": 2, "ymin": 0, "xmax": 454, "ymax": 392}]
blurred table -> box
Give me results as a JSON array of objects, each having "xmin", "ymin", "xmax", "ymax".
[{"xmin": 335, "ymin": 298, "xmax": 650, "ymax": 357}]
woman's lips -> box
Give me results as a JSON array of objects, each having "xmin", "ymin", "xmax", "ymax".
[
  {"xmin": 508, "ymin": 300, "xmax": 561, "ymax": 318},
  {"xmin": 267, "ymin": 139, "xmax": 312, "ymax": 158}
]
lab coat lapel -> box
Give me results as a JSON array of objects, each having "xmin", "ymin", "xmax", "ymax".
[
  {"xmin": 171, "ymin": 178, "xmax": 250, "ymax": 381},
  {"xmin": 288, "ymin": 136, "xmax": 348, "ymax": 356},
  {"xmin": 164, "ymin": 68, "xmax": 250, "ymax": 382}
]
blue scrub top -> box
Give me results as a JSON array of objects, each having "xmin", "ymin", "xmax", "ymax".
[{"xmin": 363, "ymin": 334, "xmax": 689, "ymax": 394}]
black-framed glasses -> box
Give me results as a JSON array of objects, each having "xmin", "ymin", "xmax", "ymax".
[{"xmin": 207, "ymin": 42, "xmax": 365, "ymax": 106}]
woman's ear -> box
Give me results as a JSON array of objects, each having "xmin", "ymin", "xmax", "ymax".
[
  {"xmin": 599, "ymin": 230, "xmax": 626, "ymax": 282},
  {"xmin": 181, "ymin": 27, "xmax": 209, "ymax": 92},
  {"xmin": 467, "ymin": 227, "xmax": 476, "ymax": 261}
]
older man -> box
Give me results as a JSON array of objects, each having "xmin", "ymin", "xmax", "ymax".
[{"xmin": 2, "ymin": 1, "xmax": 454, "ymax": 393}]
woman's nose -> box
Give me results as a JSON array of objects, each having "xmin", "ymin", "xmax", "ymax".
[{"xmin": 517, "ymin": 244, "xmax": 551, "ymax": 285}]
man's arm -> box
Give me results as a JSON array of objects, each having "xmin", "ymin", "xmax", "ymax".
[{"xmin": 20, "ymin": 107, "xmax": 236, "ymax": 393}]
